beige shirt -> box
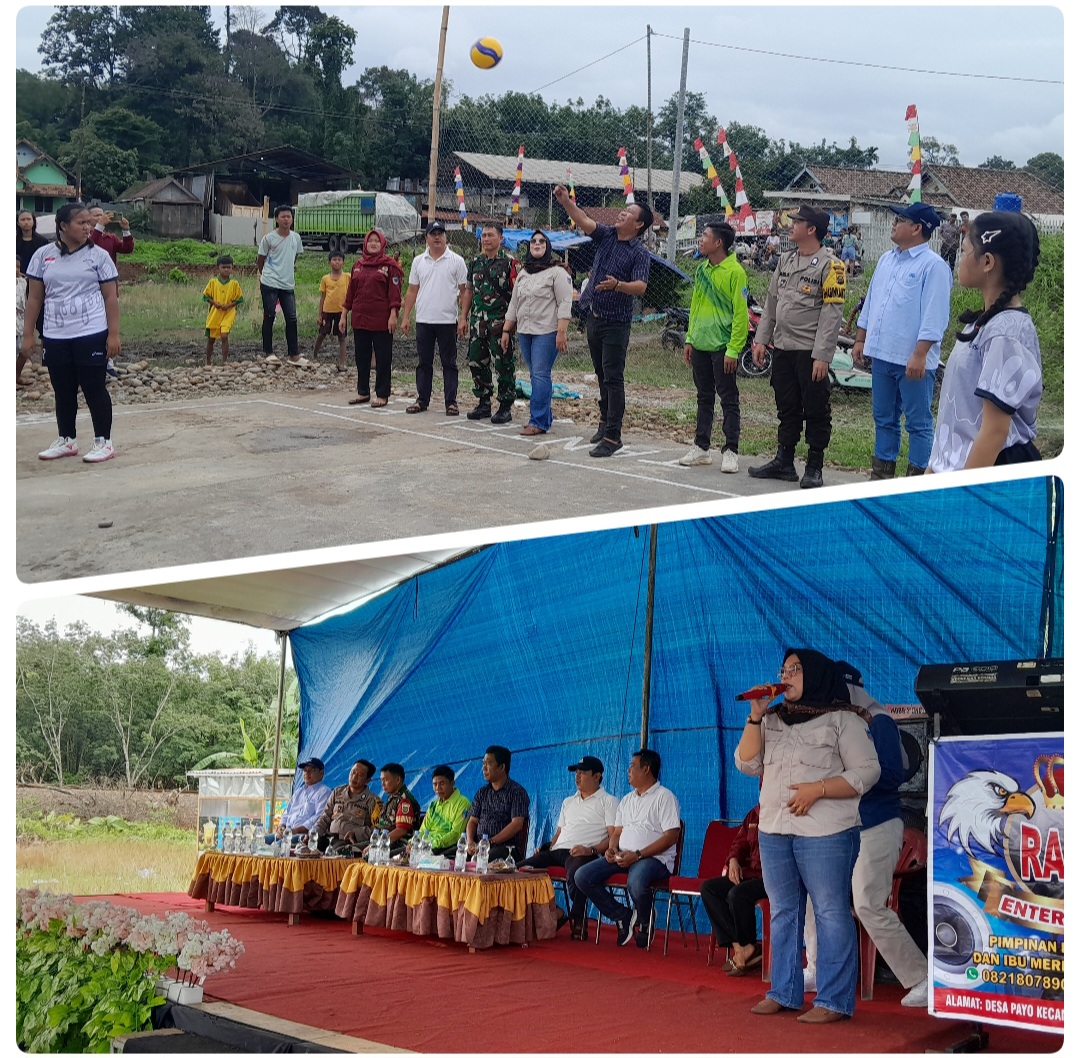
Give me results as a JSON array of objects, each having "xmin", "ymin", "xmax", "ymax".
[
  {"xmin": 504, "ymin": 266, "xmax": 574, "ymax": 335},
  {"xmin": 735, "ymin": 709, "xmax": 880, "ymax": 837},
  {"xmin": 756, "ymin": 248, "xmax": 846, "ymax": 362}
]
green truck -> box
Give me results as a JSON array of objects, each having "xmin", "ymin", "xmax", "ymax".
[{"xmin": 292, "ymin": 190, "xmax": 421, "ymax": 253}]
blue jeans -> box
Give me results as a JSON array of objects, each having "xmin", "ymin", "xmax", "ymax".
[
  {"xmin": 574, "ymin": 855, "xmax": 671, "ymax": 928},
  {"xmin": 518, "ymin": 331, "xmax": 559, "ymax": 431},
  {"xmin": 871, "ymin": 357, "xmax": 936, "ymax": 467},
  {"xmin": 758, "ymin": 828, "xmax": 861, "ymax": 1016}
]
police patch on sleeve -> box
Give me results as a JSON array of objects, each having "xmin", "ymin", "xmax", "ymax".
[{"xmin": 822, "ymin": 260, "xmax": 846, "ymax": 304}]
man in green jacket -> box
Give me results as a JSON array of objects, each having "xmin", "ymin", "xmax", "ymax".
[
  {"xmin": 416, "ymin": 764, "xmax": 471, "ymax": 855},
  {"xmin": 679, "ymin": 220, "xmax": 750, "ymax": 472}
]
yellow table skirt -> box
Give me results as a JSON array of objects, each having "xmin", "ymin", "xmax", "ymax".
[
  {"xmin": 188, "ymin": 851, "xmax": 353, "ymax": 916},
  {"xmin": 336, "ymin": 863, "xmax": 558, "ymax": 948}
]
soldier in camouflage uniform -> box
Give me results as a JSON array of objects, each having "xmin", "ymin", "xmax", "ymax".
[
  {"xmin": 461, "ymin": 223, "xmax": 519, "ymax": 423},
  {"xmin": 748, "ymin": 204, "xmax": 846, "ymax": 489},
  {"xmin": 368, "ymin": 762, "xmax": 422, "ymax": 854},
  {"xmin": 311, "ymin": 759, "xmax": 380, "ymax": 849}
]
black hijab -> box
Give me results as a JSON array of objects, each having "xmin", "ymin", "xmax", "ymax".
[
  {"xmin": 770, "ymin": 647, "xmax": 870, "ymax": 726},
  {"xmin": 523, "ymin": 231, "xmax": 559, "ymax": 273}
]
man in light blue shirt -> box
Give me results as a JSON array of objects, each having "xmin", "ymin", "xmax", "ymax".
[
  {"xmin": 852, "ymin": 202, "xmax": 953, "ymax": 477},
  {"xmin": 276, "ymin": 757, "xmax": 332, "ymax": 837}
]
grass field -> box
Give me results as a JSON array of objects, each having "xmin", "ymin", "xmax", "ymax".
[{"xmin": 113, "ymin": 233, "xmax": 1064, "ymax": 466}]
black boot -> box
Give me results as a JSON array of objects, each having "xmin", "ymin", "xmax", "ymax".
[
  {"xmin": 748, "ymin": 445, "xmax": 799, "ymax": 481},
  {"xmin": 906, "ymin": 462, "xmax": 925, "ymax": 476},
  {"xmin": 800, "ymin": 448, "xmax": 825, "ymax": 489},
  {"xmin": 467, "ymin": 400, "xmax": 492, "ymax": 420},
  {"xmin": 490, "ymin": 402, "xmax": 513, "ymax": 424},
  {"xmin": 870, "ymin": 456, "xmax": 896, "ymax": 481},
  {"xmin": 589, "ymin": 425, "xmax": 606, "ymax": 444}
]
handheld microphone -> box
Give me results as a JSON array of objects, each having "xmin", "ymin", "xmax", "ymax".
[{"xmin": 734, "ymin": 682, "xmax": 787, "ymax": 701}]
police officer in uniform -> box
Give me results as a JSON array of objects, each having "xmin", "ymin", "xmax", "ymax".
[{"xmin": 748, "ymin": 205, "xmax": 846, "ymax": 488}]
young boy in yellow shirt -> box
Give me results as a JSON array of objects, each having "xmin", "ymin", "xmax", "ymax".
[
  {"xmin": 203, "ymin": 256, "xmax": 244, "ymax": 364},
  {"xmin": 314, "ymin": 249, "xmax": 350, "ymax": 370}
]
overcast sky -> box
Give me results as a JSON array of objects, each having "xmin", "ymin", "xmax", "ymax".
[{"xmin": 15, "ymin": 3, "xmax": 1066, "ymax": 170}]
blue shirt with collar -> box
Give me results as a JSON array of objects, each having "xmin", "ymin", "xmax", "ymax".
[
  {"xmin": 857, "ymin": 241, "xmax": 953, "ymax": 370},
  {"xmin": 281, "ymin": 778, "xmax": 331, "ymax": 830}
]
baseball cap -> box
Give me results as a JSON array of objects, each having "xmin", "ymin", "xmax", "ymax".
[
  {"xmin": 786, "ymin": 204, "xmax": 831, "ymax": 236},
  {"xmin": 567, "ymin": 755, "xmax": 604, "ymax": 774},
  {"xmin": 298, "ymin": 757, "xmax": 325, "ymax": 771},
  {"xmin": 426, "ymin": 220, "xmax": 447, "ymax": 235},
  {"xmin": 890, "ymin": 202, "xmax": 942, "ymax": 235}
]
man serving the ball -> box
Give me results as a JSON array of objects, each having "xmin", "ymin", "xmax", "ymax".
[{"xmin": 553, "ymin": 185, "xmax": 651, "ymax": 457}]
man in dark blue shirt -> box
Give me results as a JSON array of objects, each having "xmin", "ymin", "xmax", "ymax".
[
  {"xmin": 553, "ymin": 184, "xmax": 651, "ymax": 457},
  {"xmin": 465, "ymin": 744, "xmax": 531, "ymax": 860}
]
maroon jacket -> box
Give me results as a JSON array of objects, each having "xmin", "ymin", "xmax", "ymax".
[
  {"xmin": 90, "ymin": 227, "xmax": 134, "ymax": 265},
  {"xmin": 726, "ymin": 805, "xmax": 762, "ymax": 880},
  {"xmin": 343, "ymin": 230, "xmax": 404, "ymax": 331}
]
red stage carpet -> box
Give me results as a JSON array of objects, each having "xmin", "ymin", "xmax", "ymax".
[{"xmin": 103, "ymin": 892, "xmax": 1061, "ymax": 1054}]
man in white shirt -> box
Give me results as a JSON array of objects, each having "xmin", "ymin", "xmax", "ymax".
[
  {"xmin": 399, "ymin": 221, "xmax": 469, "ymax": 415},
  {"xmin": 276, "ymin": 757, "xmax": 331, "ymax": 838},
  {"xmin": 574, "ymin": 749, "xmax": 681, "ymax": 948},
  {"xmin": 518, "ymin": 755, "xmax": 619, "ymax": 940},
  {"xmin": 256, "ymin": 204, "xmax": 306, "ymax": 365}
]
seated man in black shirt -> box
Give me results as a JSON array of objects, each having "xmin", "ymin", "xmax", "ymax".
[{"xmin": 465, "ymin": 744, "xmax": 530, "ymax": 860}]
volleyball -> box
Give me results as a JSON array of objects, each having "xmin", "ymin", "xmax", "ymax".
[{"xmin": 470, "ymin": 37, "xmax": 503, "ymax": 69}]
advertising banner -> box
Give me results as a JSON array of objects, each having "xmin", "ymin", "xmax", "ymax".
[{"xmin": 929, "ymin": 735, "xmax": 1064, "ymax": 1033}]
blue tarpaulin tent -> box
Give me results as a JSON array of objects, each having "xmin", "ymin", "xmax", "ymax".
[{"xmin": 290, "ymin": 478, "xmax": 1063, "ymax": 879}]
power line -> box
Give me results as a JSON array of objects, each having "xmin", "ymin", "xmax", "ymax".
[
  {"xmin": 651, "ymin": 31, "xmax": 1063, "ymax": 86},
  {"xmin": 529, "ymin": 35, "xmax": 648, "ymax": 94}
]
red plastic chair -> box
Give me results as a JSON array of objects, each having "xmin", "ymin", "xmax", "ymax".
[
  {"xmin": 656, "ymin": 821, "xmax": 737, "ymax": 956},
  {"xmin": 857, "ymin": 826, "xmax": 927, "ymax": 1000},
  {"xmin": 708, "ymin": 895, "xmax": 772, "ymax": 983}
]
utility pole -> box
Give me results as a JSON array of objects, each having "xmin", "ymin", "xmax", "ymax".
[
  {"xmin": 426, "ymin": 7, "xmax": 450, "ymax": 229},
  {"xmin": 646, "ymin": 25, "xmax": 653, "ymax": 211},
  {"xmin": 665, "ymin": 28, "xmax": 690, "ymax": 263}
]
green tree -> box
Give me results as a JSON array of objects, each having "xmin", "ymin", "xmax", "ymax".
[
  {"xmin": 84, "ymin": 107, "xmax": 166, "ymax": 171},
  {"xmin": 265, "ymin": 4, "xmax": 327, "ymax": 65},
  {"xmin": 1024, "ymin": 151, "xmax": 1064, "ymax": 190},
  {"xmin": 979, "ymin": 154, "xmax": 1016, "ymax": 170},
  {"xmin": 59, "ymin": 127, "xmax": 141, "ymax": 200},
  {"xmin": 38, "ymin": 5, "xmax": 122, "ymax": 87},
  {"xmin": 15, "ymin": 70, "xmax": 81, "ymax": 156},
  {"xmin": 921, "ymin": 136, "xmax": 961, "ymax": 166}
]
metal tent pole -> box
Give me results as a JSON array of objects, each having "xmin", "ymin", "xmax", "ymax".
[
  {"xmin": 268, "ymin": 631, "xmax": 288, "ymax": 825},
  {"xmin": 640, "ymin": 523, "xmax": 659, "ymax": 748}
]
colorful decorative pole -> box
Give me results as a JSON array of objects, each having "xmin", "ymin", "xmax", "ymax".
[
  {"xmin": 617, "ymin": 146, "xmax": 635, "ymax": 206},
  {"xmin": 566, "ymin": 166, "xmax": 577, "ymax": 229},
  {"xmin": 906, "ymin": 104, "xmax": 922, "ymax": 204},
  {"xmin": 454, "ymin": 166, "xmax": 467, "ymax": 229},
  {"xmin": 693, "ymin": 136, "xmax": 732, "ymax": 216},
  {"xmin": 512, "ymin": 145, "xmax": 524, "ymax": 217},
  {"xmin": 717, "ymin": 127, "xmax": 757, "ymax": 234}
]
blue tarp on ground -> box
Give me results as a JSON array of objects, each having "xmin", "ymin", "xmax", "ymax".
[{"xmin": 290, "ymin": 477, "xmax": 1062, "ymax": 879}]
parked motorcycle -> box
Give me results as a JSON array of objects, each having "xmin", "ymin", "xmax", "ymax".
[{"xmin": 660, "ymin": 296, "xmax": 772, "ymax": 378}]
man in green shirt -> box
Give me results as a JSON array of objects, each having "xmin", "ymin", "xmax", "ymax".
[
  {"xmin": 416, "ymin": 764, "xmax": 471, "ymax": 855},
  {"xmin": 678, "ymin": 220, "xmax": 750, "ymax": 473}
]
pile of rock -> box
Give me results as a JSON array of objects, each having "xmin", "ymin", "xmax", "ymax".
[{"xmin": 16, "ymin": 357, "xmax": 360, "ymax": 410}]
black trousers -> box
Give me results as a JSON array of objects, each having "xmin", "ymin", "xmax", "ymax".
[
  {"xmin": 43, "ymin": 332, "xmax": 113, "ymax": 440},
  {"xmin": 770, "ymin": 347, "xmax": 832, "ymax": 451},
  {"xmin": 690, "ymin": 347, "xmax": 741, "ymax": 452},
  {"xmin": 699, "ymin": 874, "xmax": 767, "ymax": 947},
  {"xmin": 517, "ymin": 847, "xmax": 599, "ymax": 921},
  {"xmin": 354, "ymin": 328, "xmax": 394, "ymax": 398},
  {"xmin": 415, "ymin": 322, "xmax": 459, "ymax": 407},
  {"xmin": 586, "ymin": 315, "xmax": 631, "ymax": 442},
  {"xmin": 260, "ymin": 284, "xmax": 298, "ymax": 358}
]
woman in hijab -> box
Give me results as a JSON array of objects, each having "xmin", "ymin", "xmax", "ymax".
[
  {"xmin": 734, "ymin": 648, "xmax": 880, "ymax": 1024},
  {"xmin": 341, "ymin": 229, "xmax": 404, "ymax": 407},
  {"xmin": 499, "ymin": 231, "xmax": 573, "ymax": 435}
]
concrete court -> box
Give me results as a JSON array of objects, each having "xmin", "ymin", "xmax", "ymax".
[{"xmin": 16, "ymin": 391, "xmax": 865, "ymax": 583}]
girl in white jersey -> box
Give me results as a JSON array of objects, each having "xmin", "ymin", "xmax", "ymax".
[{"xmin": 927, "ymin": 211, "xmax": 1042, "ymax": 472}]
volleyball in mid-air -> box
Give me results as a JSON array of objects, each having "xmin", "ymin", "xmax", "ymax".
[{"xmin": 470, "ymin": 37, "xmax": 503, "ymax": 69}]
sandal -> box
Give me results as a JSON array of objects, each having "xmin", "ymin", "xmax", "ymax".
[
  {"xmin": 406, "ymin": 402, "xmax": 427, "ymax": 414},
  {"xmin": 445, "ymin": 403, "xmax": 459, "ymax": 416},
  {"xmin": 349, "ymin": 395, "xmax": 370, "ymax": 405},
  {"xmin": 371, "ymin": 397, "xmax": 388, "ymax": 408}
]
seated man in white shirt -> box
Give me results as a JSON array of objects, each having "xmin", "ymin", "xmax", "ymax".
[
  {"xmin": 518, "ymin": 755, "xmax": 619, "ymax": 940},
  {"xmin": 573, "ymin": 748, "xmax": 681, "ymax": 948},
  {"xmin": 276, "ymin": 757, "xmax": 332, "ymax": 840}
]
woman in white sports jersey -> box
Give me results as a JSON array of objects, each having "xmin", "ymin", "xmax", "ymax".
[{"xmin": 22, "ymin": 202, "xmax": 120, "ymax": 464}]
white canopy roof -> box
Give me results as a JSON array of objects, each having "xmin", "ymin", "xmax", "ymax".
[
  {"xmin": 454, "ymin": 152, "xmax": 703, "ymax": 195},
  {"xmin": 91, "ymin": 548, "xmax": 478, "ymax": 632}
]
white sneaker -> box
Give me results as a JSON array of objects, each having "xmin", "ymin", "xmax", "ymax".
[
  {"xmin": 901, "ymin": 979, "xmax": 929, "ymax": 1007},
  {"xmin": 82, "ymin": 438, "xmax": 115, "ymax": 463},
  {"xmin": 678, "ymin": 445, "xmax": 712, "ymax": 466},
  {"xmin": 720, "ymin": 449, "xmax": 739, "ymax": 473},
  {"xmin": 38, "ymin": 437, "xmax": 79, "ymax": 460},
  {"xmin": 289, "ymin": 356, "xmax": 311, "ymax": 366},
  {"xmin": 265, "ymin": 354, "xmax": 280, "ymax": 364},
  {"xmin": 802, "ymin": 970, "xmax": 817, "ymax": 993}
]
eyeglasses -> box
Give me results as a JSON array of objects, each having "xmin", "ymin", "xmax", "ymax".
[{"xmin": 776, "ymin": 663, "xmax": 803, "ymax": 680}]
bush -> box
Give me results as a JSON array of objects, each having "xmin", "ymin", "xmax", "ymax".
[{"xmin": 166, "ymin": 268, "xmax": 189, "ymax": 284}]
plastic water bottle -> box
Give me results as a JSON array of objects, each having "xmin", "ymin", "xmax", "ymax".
[
  {"xmin": 379, "ymin": 831, "xmax": 390, "ymax": 865},
  {"xmin": 252, "ymin": 822, "xmax": 265, "ymax": 852},
  {"xmin": 283, "ymin": 828, "xmax": 293, "ymax": 855},
  {"xmin": 476, "ymin": 834, "xmax": 491, "ymax": 875},
  {"xmin": 505, "ymin": 848, "xmax": 516, "ymax": 871},
  {"xmin": 454, "ymin": 833, "xmax": 468, "ymax": 872},
  {"xmin": 409, "ymin": 837, "xmax": 420, "ymax": 868},
  {"xmin": 222, "ymin": 825, "xmax": 234, "ymax": 854}
]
